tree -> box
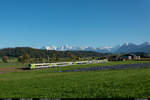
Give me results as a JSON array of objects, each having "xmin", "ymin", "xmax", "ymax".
[
  {"xmin": 18, "ymin": 54, "xmax": 30, "ymax": 63},
  {"xmin": 2, "ymin": 56, "xmax": 8, "ymax": 63},
  {"xmin": 98, "ymin": 57, "xmax": 107, "ymax": 60},
  {"xmin": 39, "ymin": 57, "xmax": 43, "ymax": 63},
  {"xmin": 108, "ymin": 55, "xmax": 119, "ymax": 61},
  {"xmin": 18, "ymin": 56, "xmax": 24, "ymax": 63},
  {"xmin": 71, "ymin": 54, "xmax": 80, "ymax": 61},
  {"xmin": 23, "ymin": 54, "xmax": 30, "ymax": 63},
  {"xmin": 52, "ymin": 54, "xmax": 57, "ymax": 62},
  {"xmin": 92, "ymin": 56, "xmax": 96, "ymax": 60},
  {"xmin": 47, "ymin": 56, "xmax": 51, "ymax": 62}
]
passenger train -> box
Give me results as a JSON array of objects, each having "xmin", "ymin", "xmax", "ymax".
[{"xmin": 28, "ymin": 59, "xmax": 108, "ymax": 69}]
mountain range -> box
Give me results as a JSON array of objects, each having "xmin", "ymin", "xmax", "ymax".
[{"xmin": 41, "ymin": 42, "xmax": 150, "ymax": 53}]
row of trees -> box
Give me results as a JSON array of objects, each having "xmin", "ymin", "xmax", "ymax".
[
  {"xmin": 1, "ymin": 54, "xmax": 30, "ymax": 63},
  {"xmin": 1, "ymin": 53, "xmax": 107, "ymax": 63},
  {"xmin": 1, "ymin": 53, "xmax": 81, "ymax": 63}
]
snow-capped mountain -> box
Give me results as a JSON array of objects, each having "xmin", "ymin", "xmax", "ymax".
[
  {"xmin": 115, "ymin": 42, "xmax": 150, "ymax": 53},
  {"xmin": 95, "ymin": 47, "xmax": 112, "ymax": 53},
  {"xmin": 42, "ymin": 46, "xmax": 57, "ymax": 50},
  {"xmin": 111, "ymin": 45, "xmax": 121, "ymax": 52},
  {"xmin": 41, "ymin": 42, "xmax": 150, "ymax": 53},
  {"xmin": 41, "ymin": 45, "xmax": 112, "ymax": 53},
  {"xmin": 138, "ymin": 42, "xmax": 150, "ymax": 53},
  {"xmin": 115, "ymin": 42, "xmax": 138, "ymax": 53},
  {"xmin": 57, "ymin": 45, "xmax": 72, "ymax": 51},
  {"xmin": 140, "ymin": 42, "xmax": 150, "ymax": 47},
  {"xmin": 72, "ymin": 46, "xmax": 88, "ymax": 50}
]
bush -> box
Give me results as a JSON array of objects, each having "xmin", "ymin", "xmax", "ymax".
[
  {"xmin": 2, "ymin": 56, "xmax": 8, "ymax": 63},
  {"xmin": 18, "ymin": 56, "xmax": 24, "ymax": 63}
]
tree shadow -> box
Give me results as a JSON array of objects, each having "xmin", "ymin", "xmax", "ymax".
[{"xmin": 16, "ymin": 67, "xmax": 30, "ymax": 70}]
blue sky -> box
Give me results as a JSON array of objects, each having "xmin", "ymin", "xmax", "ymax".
[{"xmin": 0, "ymin": 0, "xmax": 150, "ymax": 48}]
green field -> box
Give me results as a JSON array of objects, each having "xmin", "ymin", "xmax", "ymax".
[
  {"xmin": 0, "ymin": 63, "xmax": 27, "ymax": 68},
  {"xmin": 0, "ymin": 60, "xmax": 150, "ymax": 69},
  {"xmin": 44, "ymin": 60, "xmax": 150, "ymax": 72},
  {"xmin": 0, "ymin": 61, "xmax": 150, "ymax": 98}
]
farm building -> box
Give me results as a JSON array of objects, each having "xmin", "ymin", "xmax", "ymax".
[
  {"xmin": 108, "ymin": 54, "xmax": 140, "ymax": 61},
  {"xmin": 121, "ymin": 54, "xmax": 140, "ymax": 60}
]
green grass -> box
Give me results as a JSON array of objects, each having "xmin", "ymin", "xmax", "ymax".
[
  {"xmin": 0, "ymin": 63, "xmax": 27, "ymax": 68},
  {"xmin": 0, "ymin": 68, "xmax": 150, "ymax": 98},
  {"xmin": 0, "ymin": 60, "xmax": 150, "ymax": 98},
  {"xmin": 41, "ymin": 60, "xmax": 150, "ymax": 72}
]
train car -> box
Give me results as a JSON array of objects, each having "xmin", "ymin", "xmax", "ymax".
[
  {"xmin": 28, "ymin": 63, "xmax": 56, "ymax": 69},
  {"xmin": 28, "ymin": 59, "xmax": 108, "ymax": 69},
  {"xmin": 28, "ymin": 62, "xmax": 74, "ymax": 69}
]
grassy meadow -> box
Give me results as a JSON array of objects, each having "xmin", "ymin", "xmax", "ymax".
[{"xmin": 0, "ymin": 60, "xmax": 150, "ymax": 98}]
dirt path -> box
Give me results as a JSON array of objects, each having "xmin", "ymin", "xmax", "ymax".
[{"xmin": 0, "ymin": 67, "xmax": 29, "ymax": 73}]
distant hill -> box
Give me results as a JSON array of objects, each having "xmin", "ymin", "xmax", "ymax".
[{"xmin": 0, "ymin": 47, "xmax": 109, "ymax": 58}]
